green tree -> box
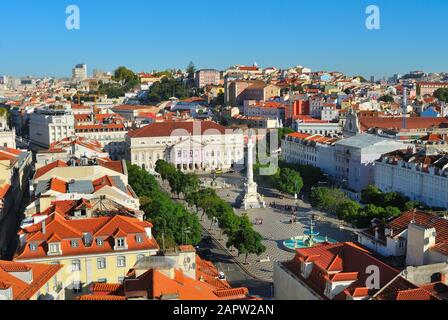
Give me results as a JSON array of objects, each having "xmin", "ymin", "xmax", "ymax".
[
  {"xmin": 226, "ymin": 220, "xmax": 266, "ymax": 264},
  {"xmin": 361, "ymin": 185, "xmax": 384, "ymax": 205},
  {"xmin": 358, "ymin": 204, "xmax": 386, "ymax": 227},
  {"xmin": 336, "ymin": 200, "xmax": 361, "ymax": 223},
  {"xmin": 113, "ymin": 66, "xmax": 139, "ymax": 88},
  {"xmin": 127, "ymin": 163, "xmax": 201, "ymax": 246},
  {"xmin": 181, "ymin": 173, "xmax": 200, "ymax": 198},
  {"xmin": 384, "ymin": 206, "xmax": 402, "ymax": 219},
  {"xmin": 186, "ymin": 61, "xmax": 196, "ymax": 78},
  {"xmin": 277, "ymin": 168, "xmax": 303, "ymax": 195},
  {"xmin": 434, "ymin": 88, "xmax": 448, "ymax": 103},
  {"xmin": 379, "ymin": 95, "xmax": 395, "ymax": 103},
  {"xmin": 383, "ymin": 192, "xmax": 408, "ymax": 210},
  {"xmin": 147, "ymin": 77, "xmax": 191, "ymax": 102},
  {"xmin": 167, "ymin": 171, "xmax": 184, "ymax": 199}
]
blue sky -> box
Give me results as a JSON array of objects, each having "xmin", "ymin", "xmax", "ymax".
[{"xmin": 0, "ymin": 0, "xmax": 447, "ymax": 78}]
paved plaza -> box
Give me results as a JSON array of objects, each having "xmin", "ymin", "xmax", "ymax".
[
  {"xmin": 163, "ymin": 172, "xmax": 357, "ymax": 282},
  {"xmin": 203, "ymin": 176, "xmax": 356, "ymax": 281}
]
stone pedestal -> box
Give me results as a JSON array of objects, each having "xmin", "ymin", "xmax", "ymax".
[{"xmin": 242, "ymin": 182, "xmax": 266, "ymax": 210}]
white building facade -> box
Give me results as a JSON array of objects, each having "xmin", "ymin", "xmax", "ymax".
[
  {"xmin": 29, "ymin": 108, "xmax": 75, "ymax": 149},
  {"xmin": 374, "ymin": 151, "xmax": 448, "ymax": 209},
  {"xmin": 281, "ymin": 133, "xmax": 338, "ymax": 177},
  {"xmin": 75, "ymin": 124, "xmax": 128, "ymax": 160},
  {"xmin": 334, "ymin": 135, "xmax": 406, "ymax": 192},
  {"xmin": 126, "ymin": 121, "xmax": 245, "ymax": 173}
]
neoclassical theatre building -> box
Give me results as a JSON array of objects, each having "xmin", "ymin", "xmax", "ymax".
[{"xmin": 125, "ymin": 121, "xmax": 245, "ymax": 173}]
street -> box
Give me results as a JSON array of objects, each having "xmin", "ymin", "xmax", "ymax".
[{"xmin": 197, "ymin": 228, "xmax": 273, "ymax": 299}]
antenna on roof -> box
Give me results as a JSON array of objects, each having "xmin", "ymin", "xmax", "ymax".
[{"xmin": 411, "ymin": 208, "xmax": 417, "ymax": 224}]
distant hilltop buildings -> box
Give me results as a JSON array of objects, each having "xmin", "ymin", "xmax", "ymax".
[{"xmin": 72, "ymin": 64, "xmax": 88, "ymax": 82}]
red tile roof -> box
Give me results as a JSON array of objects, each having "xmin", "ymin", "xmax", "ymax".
[
  {"xmin": 396, "ymin": 288, "xmax": 439, "ymax": 300},
  {"xmin": 387, "ymin": 210, "xmax": 448, "ymax": 255},
  {"xmin": 15, "ymin": 215, "xmax": 158, "ymax": 260},
  {"xmin": 283, "ymin": 242, "xmax": 400, "ymax": 300},
  {"xmin": 0, "ymin": 260, "xmax": 63, "ymax": 300},
  {"xmin": 34, "ymin": 160, "xmax": 68, "ymax": 179},
  {"xmin": 78, "ymin": 295, "xmax": 126, "ymax": 301},
  {"xmin": 34, "ymin": 159, "xmax": 125, "ymax": 181},
  {"xmin": 128, "ymin": 121, "xmax": 227, "ymax": 138},
  {"xmin": 360, "ymin": 116, "xmax": 448, "ymax": 131}
]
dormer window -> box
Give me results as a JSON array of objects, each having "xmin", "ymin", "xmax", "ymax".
[
  {"xmin": 96, "ymin": 239, "xmax": 104, "ymax": 246},
  {"xmin": 71, "ymin": 240, "xmax": 79, "ymax": 248},
  {"xmin": 30, "ymin": 243, "xmax": 38, "ymax": 251},
  {"xmin": 48, "ymin": 243, "xmax": 61, "ymax": 255},
  {"xmin": 115, "ymin": 237, "xmax": 127, "ymax": 250},
  {"xmin": 0, "ymin": 287, "xmax": 12, "ymax": 300},
  {"xmin": 136, "ymin": 235, "xmax": 143, "ymax": 243}
]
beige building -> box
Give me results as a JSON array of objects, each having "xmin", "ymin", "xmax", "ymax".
[
  {"xmin": 0, "ymin": 147, "xmax": 33, "ymax": 223},
  {"xmin": 15, "ymin": 214, "xmax": 159, "ymax": 299},
  {"xmin": 195, "ymin": 69, "xmax": 221, "ymax": 88},
  {"xmin": 226, "ymin": 80, "xmax": 280, "ymax": 106}
]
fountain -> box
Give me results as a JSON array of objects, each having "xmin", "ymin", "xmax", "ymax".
[{"xmin": 283, "ymin": 214, "xmax": 337, "ymax": 251}]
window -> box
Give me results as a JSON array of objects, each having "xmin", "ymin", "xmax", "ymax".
[
  {"xmin": 116, "ymin": 238, "xmax": 126, "ymax": 248},
  {"xmin": 136, "ymin": 235, "xmax": 143, "ymax": 243},
  {"xmin": 30, "ymin": 243, "xmax": 38, "ymax": 251},
  {"xmin": 71, "ymin": 240, "xmax": 79, "ymax": 248},
  {"xmin": 48, "ymin": 243, "xmax": 60, "ymax": 254},
  {"xmin": 96, "ymin": 239, "xmax": 104, "ymax": 246},
  {"xmin": 72, "ymin": 281, "xmax": 82, "ymax": 294},
  {"xmin": 117, "ymin": 256, "xmax": 126, "ymax": 268},
  {"xmin": 97, "ymin": 278, "xmax": 107, "ymax": 283},
  {"xmin": 97, "ymin": 258, "xmax": 106, "ymax": 270},
  {"xmin": 72, "ymin": 259, "xmax": 81, "ymax": 272}
]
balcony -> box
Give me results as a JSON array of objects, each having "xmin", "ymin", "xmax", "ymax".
[{"xmin": 54, "ymin": 282, "xmax": 63, "ymax": 294}]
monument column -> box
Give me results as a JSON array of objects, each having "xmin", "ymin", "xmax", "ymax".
[
  {"xmin": 241, "ymin": 133, "xmax": 266, "ymax": 210},
  {"xmin": 247, "ymin": 137, "xmax": 254, "ymax": 184}
]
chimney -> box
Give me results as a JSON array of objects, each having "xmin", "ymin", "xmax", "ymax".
[{"xmin": 42, "ymin": 220, "xmax": 46, "ymax": 235}]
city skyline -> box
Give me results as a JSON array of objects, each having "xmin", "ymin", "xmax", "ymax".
[{"xmin": 1, "ymin": 0, "xmax": 447, "ymax": 78}]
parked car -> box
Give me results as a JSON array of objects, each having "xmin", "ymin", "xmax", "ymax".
[{"xmin": 217, "ymin": 272, "xmax": 226, "ymax": 280}]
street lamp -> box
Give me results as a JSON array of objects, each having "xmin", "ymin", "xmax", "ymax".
[{"xmin": 182, "ymin": 227, "xmax": 192, "ymax": 245}]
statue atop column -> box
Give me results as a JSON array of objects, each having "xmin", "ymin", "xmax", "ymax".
[{"xmin": 241, "ymin": 133, "xmax": 266, "ymax": 210}]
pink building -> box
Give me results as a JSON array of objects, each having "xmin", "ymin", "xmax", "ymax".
[{"xmin": 195, "ymin": 69, "xmax": 221, "ymax": 88}]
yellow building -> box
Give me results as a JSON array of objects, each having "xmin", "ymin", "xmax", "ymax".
[{"xmin": 14, "ymin": 213, "xmax": 159, "ymax": 300}]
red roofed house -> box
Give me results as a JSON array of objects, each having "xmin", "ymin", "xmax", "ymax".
[
  {"xmin": 359, "ymin": 210, "xmax": 448, "ymax": 267},
  {"xmin": 0, "ymin": 260, "xmax": 64, "ymax": 300},
  {"xmin": 274, "ymin": 242, "xmax": 402, "ymax": 300},
  {"xmin": 275, "ymin": 241, "xmax": 448, "ymax": 300},
  {"xmin": 36, "ymin": 136, "xmax": 109, "ymax": 169},
  {"xmin": 14, "ymin": 213, "xmax": 159, "ymax": 299},
  {"xmin": 79, "ymin": 246, "xmax": 255, "ymax": 301}
]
